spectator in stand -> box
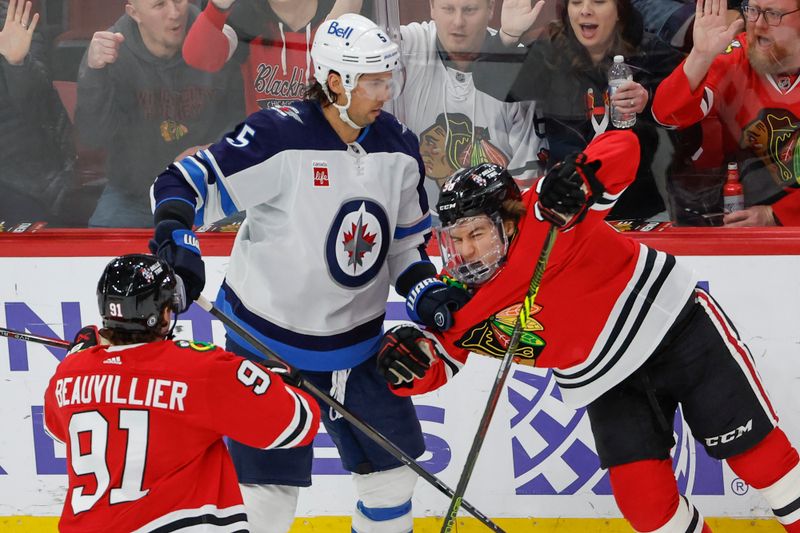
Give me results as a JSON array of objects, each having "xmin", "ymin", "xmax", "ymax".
[
  {"xmin": 631, "ymin": 0, "xmax": 741, "ymax": 51},
  {"xmin": 182, "ymin": 0, "xmax": 362, "ymax": 114},
  {"xmin": 652, "ymin": 0, "xmax": 800, "ymax": 226},
  {"xmin": 0, "ymin": 0, "xmax": 75, "ymax": 227},
  {"xmin": 473, "ymin": 0, "xmax": 685, "ymax": 220},
  {"xmin": 75, "ymin": 0, "xmax": 245, "ymax": 228},
  {"xmin": 395, "ymin": 0, "xmax": 547, "ymax": 216}
]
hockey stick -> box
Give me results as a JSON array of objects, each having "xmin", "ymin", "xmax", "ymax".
[
  {"xmin": 440, "ymin": 224, "xmax": 558, "ymax": 533},
  {"xmin": 195, "ymin": 295, "xmax": 505, "ymax": 533},
  {"xmin": 0, "ymin": 326, "xmax": 70, "ymax": 349}
]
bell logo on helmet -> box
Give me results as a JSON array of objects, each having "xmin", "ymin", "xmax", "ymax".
[{"xmin": 327, "ymin": 21, "xmax": 354, "ymax": 39}]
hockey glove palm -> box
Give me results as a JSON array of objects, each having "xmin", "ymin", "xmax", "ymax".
[
  {"xmin": 406, "ymin": 278, "xmax": 470, "ymax": 331},
  {"xmin": 149, "ymin": 220, "xmax": 205, "ymax": 311},
  {"xmin": 377, "ymin": 325, "xmax": 442, "ymax": 388},
  {"xmin": 536, "ymin": 153, "xmax": 604, "ymax": 231},
  {"xmin": 68, "ymin": 325, "xmax": 102, "ymax": 355}
]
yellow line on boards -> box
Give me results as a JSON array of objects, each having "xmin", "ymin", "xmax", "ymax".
[{"xmin": 0, "ymin": 516, "xmax": 786, "ymax": 532}]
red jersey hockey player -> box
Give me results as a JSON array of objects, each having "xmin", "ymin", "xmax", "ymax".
[
  {"xmin": 378, "ymin": 131, "xmax": 800, "ymax": 532},
  {"xmin": 43, "ymin": 254, "xmax": 320, "ymax": 532},
  {"xmin": 652, "ymin": 0, "xmax": 800, "ymax": 226}
]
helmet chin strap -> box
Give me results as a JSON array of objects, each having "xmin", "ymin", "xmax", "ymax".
[{"xmin": 332, "ymin": 90, "xmax": 363, "ymax": 130}]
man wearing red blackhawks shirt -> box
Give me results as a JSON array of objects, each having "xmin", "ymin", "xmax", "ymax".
[
  {"xmin": 652, "ymin": 0, "xmax": 800, "ymax": 226},
  {"xmin": 380, "ymin": 131, "xmax": 800, "ymax": 533},
  {"xmin": 182, "ymin": 0, "xmax": 360, "ymax": 114},
  {"xmin": 44, "ymin": 254, "xmax": 319, "ymax": 532}
]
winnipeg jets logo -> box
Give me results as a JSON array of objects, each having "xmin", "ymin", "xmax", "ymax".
[
  {"xmin": 326, "ymin": 199, "xmax": 390, "ymax": 288},
  {"xmin": 342, "ymin": 211, "xmax": 377, "ymax": 271}
]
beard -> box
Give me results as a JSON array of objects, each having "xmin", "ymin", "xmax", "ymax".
[{"xmin": 748, "ymin": 32, "xmax": 799, "ymax": 75}]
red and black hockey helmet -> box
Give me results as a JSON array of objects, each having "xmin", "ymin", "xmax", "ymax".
[
  {"xmin": 437, "ymin": 163, "xmax": 522, "ymax": 227},
  {"xmin": 97, "ymin": 254, "xmax": 185, "ymax": 332}
]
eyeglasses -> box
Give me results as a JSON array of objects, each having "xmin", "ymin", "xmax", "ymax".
[{"xmin": 741, "ymin": 4, "xmax": 800, "ymax": 26}]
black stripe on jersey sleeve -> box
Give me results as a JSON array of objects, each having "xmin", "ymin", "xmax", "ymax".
[
  {"xmin": 553, "ymin": 247, "xmax": 658, "ymax": 381},
  {"xmin": 273, "ymin": 390, "xmax": 310, "ymax": 449},
  {"xmin": 557, "ymin": 252, "xmax": 676, "ymax": 389},
  {"xmin": 149, "ymin": 512, "xmax": 249, "ymax": 532}
]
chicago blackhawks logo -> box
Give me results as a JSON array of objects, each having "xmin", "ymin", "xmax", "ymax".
[
  {"xmin": 160, "ymin": 120, "xmax": 188, "ymax": 142},
  {"xmin": 326, "ymin": 199, "xmax": 390, "ymax": 288},
  {"xmin": 419, "ymin": 112, "xmax": 510, "ymax": 187},
  {"xmin": 456, "ymin": 302, "xmax": 545, "ymax": 365},
  {"xmin": 741, "ymin": 108, "xmax": 800, "ymax": 185}
]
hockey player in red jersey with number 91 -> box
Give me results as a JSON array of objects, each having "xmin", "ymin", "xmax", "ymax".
[
  {"xmin": 378, "ymin": 130, "xmax": 800, "ymax": 532},
  {"xmin": 43, "ymin": 254, "xmax": 320, "ymax": 532}
]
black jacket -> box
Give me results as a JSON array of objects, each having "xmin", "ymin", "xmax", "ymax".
[{"xmin": 474, "ymin": 29, "xmax": 684, "ymax": 219}]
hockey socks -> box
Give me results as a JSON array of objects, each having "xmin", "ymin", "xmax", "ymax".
[
  {"xmin": 352, "ymin": 466, "xmax": 416, "ymax": 533},
  {"xmin": 727, "ymin": 428, "xmax": 800, "ymax": 532},
  {"xmin": 609, "ymin": 459, "xmax": 711, "ymax": 532}
]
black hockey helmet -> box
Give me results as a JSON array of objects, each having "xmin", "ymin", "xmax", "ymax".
[
  {"xmin": 437, "ymin": 163, "xmax": 522, "ymax": 227},
  {"xmin": 97, "ymin": 254, "xmax": 185, "ymax": 333}
]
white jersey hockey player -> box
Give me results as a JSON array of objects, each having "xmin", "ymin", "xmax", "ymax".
[{"xmin": 149, "ymin": 13, "xmax": 470, "ymax": 533}]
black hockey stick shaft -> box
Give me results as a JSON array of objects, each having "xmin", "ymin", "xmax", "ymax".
[
  {"xmin": 0, "ymin": 326, "xmax": 70, "ymax": 349},
  {"xmin": 195, "ymin": 295, "xmax": 505, "ymax": 533},
  {"xmin": 440, "ymin": 224, "xmax": 558, "ymax": 533}
]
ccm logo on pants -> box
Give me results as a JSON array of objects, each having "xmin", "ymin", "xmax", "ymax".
[{"xmin": 705, "ymin": 419, "xmax": 753, "ymax": 447}]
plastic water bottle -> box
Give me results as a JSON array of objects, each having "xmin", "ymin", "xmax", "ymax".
[
  {"xmin": 723, "ymin": 162, "xmax": 745, "ymax": 213},
  {"xmin": 608, "ymin": 55, "xmax": 635, "ymax": 129}
]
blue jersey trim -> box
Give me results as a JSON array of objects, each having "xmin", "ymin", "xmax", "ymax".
[
  {"xmin": 182, "ymin": 157, "xmax": 209, "ymax": 200},
  {"xmin": 394, "ymin": 214, "xmax": 432, "ymax": 240},
  {"xmin": 198, "ymin": 150, "xmax": 238, "ymax": 217},
  {"xmin": 216, "ymin": 283, "xmax": 384, "ymax": 370},
  {"xmin": 356, "ymin": 125, "xmax": 371, "ymax": 144},
  {"xmin": 154, "ymin": 196, "xmax": 196, "ymax": 211}
]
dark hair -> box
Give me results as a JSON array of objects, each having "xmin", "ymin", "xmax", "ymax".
[
  {"xmin": 547, "ymin": 0, "xmax": 643, "ymax": 71},
  {"xmin": 100, "ymin": 303, "xmax": 170, "ymax": 345},
  {"xmin": 304, "ymin": 80, "xmax": 333, "ymax": 107}
]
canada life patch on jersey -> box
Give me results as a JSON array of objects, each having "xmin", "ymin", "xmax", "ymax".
[
  {"xmin": 313, "ymin": 161, "xmax": 330, "ymax": 187},
  {"xmin": 456, "ymin": 302, "xmax": 545, "ymax": 365},
  {"xmin": 326, "ymin": 199, "xmax": 390, "ymax": 288}
]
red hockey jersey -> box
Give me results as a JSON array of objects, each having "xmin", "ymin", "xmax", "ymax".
[
  {"xmin": 394, "ymin": 131, "xmax": 697, "ymax": 407},
  {"xmin": 43, "ymin": 340, "xmax": 320, "ymax": 532},
  {"xmin": 183, "ymin": 1, "xmax": 332, "ymax": 115},
  {"xmin": 652, "ymin": 33, "xmax": 800, "ymax": 225}
]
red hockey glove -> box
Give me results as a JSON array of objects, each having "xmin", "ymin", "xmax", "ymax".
[
  {"xmin": 377, "ymin": 325, "xmax": 443, "ymax": 388},
  {"xmin": 536, "ymin": 153, "xmax": 604, "ymax": 231}
]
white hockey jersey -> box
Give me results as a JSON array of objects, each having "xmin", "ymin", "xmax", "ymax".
[
  {"xmin": 152, "ymin": 102, "xmax": 432, "ymax": 371},
  {"xmin": 394, "ymin": 21, "xmax": 547, "ymax": 209}
]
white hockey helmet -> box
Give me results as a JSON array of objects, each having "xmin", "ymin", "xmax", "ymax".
[{"xmin": 311, "ymin": 13, "xmax": 403, "ymax": 126}]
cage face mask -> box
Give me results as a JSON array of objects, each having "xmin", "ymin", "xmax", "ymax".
[{"xmin": 435, "ymin": 213, "xmax": 509, "ymax": 287}]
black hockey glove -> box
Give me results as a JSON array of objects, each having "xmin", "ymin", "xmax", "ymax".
[
  {"xmin": 377, "ymin": 325, "xmax": 442, "ymax": 388},
  {"xmin": 405, "ymin": 278, "xmax": 470, "ymax": 331},
  {"xmin": 536, "ymin": 153, "xmax": 604, "ymax": 231},
  {"xmin": 256, "ymin": 359, "xmax": 303, "ymax": 389},
  {"xmin": 68, "ymin": 325, "xmax": 102, "ymax": 355},
  {"xmin": 149, "ymin": 220, "xmax": 205, "ymax": 311}
]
